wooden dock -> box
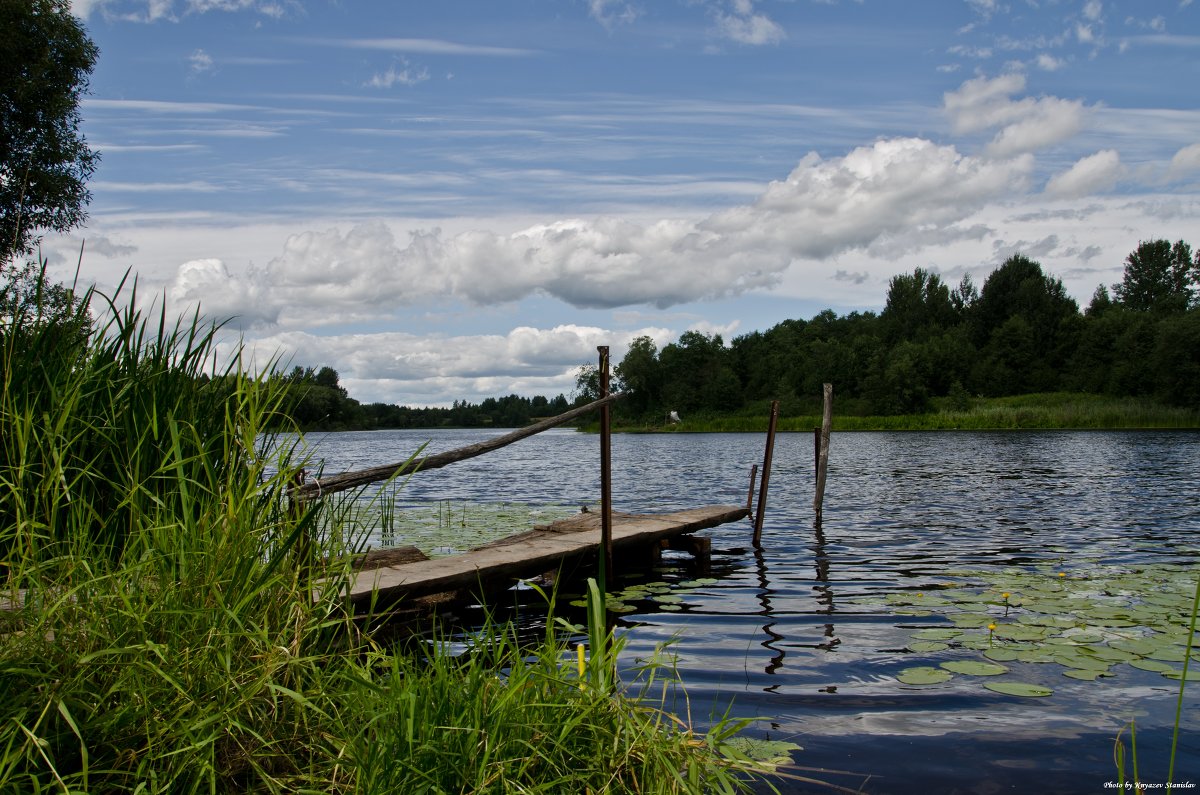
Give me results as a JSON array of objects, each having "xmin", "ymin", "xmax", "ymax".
[{"xmin": 343, "ymin": 504, "xmax": 749, "ymax": 609}]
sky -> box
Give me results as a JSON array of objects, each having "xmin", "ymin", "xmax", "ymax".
[{"xmin": 45, "ymin": 0, "xmax": 1200, "ymax": 407}]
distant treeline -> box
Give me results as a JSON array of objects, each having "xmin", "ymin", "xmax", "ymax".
[
  {"xmin": 271, "ymin": 366, "xmax": 573, "ymax": 431},
  {"xmin": 281, "ymin": 239, "xmax": 1200, "ymax": 430}
]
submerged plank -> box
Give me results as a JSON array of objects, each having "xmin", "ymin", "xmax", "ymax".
[{"xmin": 344, "ymin": 504, "xmax": 749, "ymax": 607}]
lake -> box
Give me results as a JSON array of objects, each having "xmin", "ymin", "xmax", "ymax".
[{"xmin": 299, "ymin": 428, "xmax": 1200, "ymax": 794}]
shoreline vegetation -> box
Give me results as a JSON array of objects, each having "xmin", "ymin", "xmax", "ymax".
[
  {"xmin": 606, "ymin": 393, "xmax": 1200, "ymax": 433},
  {"xmin": 0, "ymin": 276, "xmax": 774, "ymax": 793}
]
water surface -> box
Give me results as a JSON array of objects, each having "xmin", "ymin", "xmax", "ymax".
[{"xmin": 301, "ymin": 429, "xmax": 1200, "ymax": 794}]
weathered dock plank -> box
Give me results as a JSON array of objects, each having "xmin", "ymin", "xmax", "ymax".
[{"xmin": 345, "ymin": 504, "xmax": 749, "ymax": 608}]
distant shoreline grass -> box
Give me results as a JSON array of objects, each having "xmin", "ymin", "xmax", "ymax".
[{"xmin": 608, "ymin": 393, "xmax": 1200, "ymax": 433}]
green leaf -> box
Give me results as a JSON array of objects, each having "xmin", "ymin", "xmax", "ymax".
[
  {"xmin": 1062, "ymin": 669, "xmax": 1111, "ymax": 681},
  {"xmin": 940, "ymin": 660, "xmax": 1008, "ymax": 676},
  {"xmin": 897, "ymin": 666, "xmax": 953, "ymax": 685},
  {"xmin": 983, "ymin": 681, "xmax": 1053, "ymax": 697}
]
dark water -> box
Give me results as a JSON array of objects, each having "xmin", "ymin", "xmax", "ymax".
[{"xmin": 301, "ymin": 428, "xmax": 1200, "ymax": 794}]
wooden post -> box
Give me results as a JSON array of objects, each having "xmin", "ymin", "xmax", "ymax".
[
  {"xmin": 813, "ymin": 383, "xmax": 833, "ymax": 527},
  {"xmin": 597, "ymin": 346, "xmax": 613, "ymax": 595},
  {"xmin": 752, "ymin": 400, "xmax": 779, "ymax": 547},
  {"xmin": 746, "ymin": 464, "xmax": 758, "ymax": 513}
]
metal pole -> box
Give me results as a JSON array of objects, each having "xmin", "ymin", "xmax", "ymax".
[
  {"xmin": 752, "ymin": 400, "xmax": 780, "ymax": 547},
  {"xmin": 598, "ymin": 346, "xmax": 613, "ymax": 594}
]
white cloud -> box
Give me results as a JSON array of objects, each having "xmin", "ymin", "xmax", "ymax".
[
  {"xmin": 943, "ymin": 73, "xmax": 1088, "ymax": 156},
  {"xmin": 1044, "ymin": 149, "xmax": 1124, "ymax": 198},
  {"xmin": 238, "ymin": 324, "xmax": 665, "ymax": 405},
  {"xmin": 1168, "ymin": 142, "xmax": 1200, "ymax": 179},
  {"xmin": 713, "ymin": 0, "xmax": 785, "ymax": 46},
  {"xmin": 1082, "ymin": 0, "xmax": 1103, "ymax": 22},
  {"xmin": 365, "ymin": 61, "xmax": 430, "ymax": 89},
  {"xmin": 325, "ymin": 38, "xmax": 537, "ymax": 57},
  {"xmin": 189, "ymin": 48, "xmax": 214, "ymax": 74},
  {"xmin": 1035, "ymin": 53, "xmax": 1065, "ymax": 71},
  {"xmin": 169, "ymin": 258, "xmax": 280, "ymax": 329},
  {"xmin": 164, "ymin": 138, "xmax": 1032, "ymax": 328},
  {"xmin": 589, "ymin": 0, "xmax": 641, "ymax": 29}
]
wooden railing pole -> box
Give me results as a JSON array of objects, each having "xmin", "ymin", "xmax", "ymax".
[
  {"xmin": 598, "ymin": 346, "xmax": 613, "ymax": 595},
  {"xmin": 295, "ymin": 392, "xmax": 624, "ymax": 500},
  {"xmin": 752, "ymin": 400, "xmax": 780, "ymax": 547}
]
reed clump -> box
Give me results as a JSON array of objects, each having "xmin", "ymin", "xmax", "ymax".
[{"xmin": 0, "ymin": 270, "xmax": 766, "ymax": 793}]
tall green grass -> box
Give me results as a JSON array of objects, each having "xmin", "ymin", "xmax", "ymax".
[{"xmin": 0, "ymin": 271, "xmax": 768, "ymax": 793}]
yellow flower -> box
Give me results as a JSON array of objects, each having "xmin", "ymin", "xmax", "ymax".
[
  {"xmin": 1002, "ymin": 592, "xmax": 1010, "ymax": 599},
  {"xmin": 987, "ymin": 623, "xmax": 997, "ymax": 631}
]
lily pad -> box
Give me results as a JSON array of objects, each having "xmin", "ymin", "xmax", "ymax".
[
  {"xmin": 721, "ymin": 737, "xmax": 802, "ymax": 772},
  {"xmin": 983, "ymin": 681, "xmax": 1053, "ymax": 697},
  {"xmin": 909, "ymin": 641, "xmax": 950, "ymax": 653},
  {"xmin": 950, "ymin": 613, "xmax": 994, "ymax": 628},
  {"xmin": 1161, "ymin": 668, "xmax": 1200, "ymax": 682},
  {"xmin": 912, "ymin": 628, "xmax": 963, "ymax": 641},
  {"xmin": 983, "ymin": 648, "xmax": 1021, "ymax": 662},
  {"xmin": 897, "ymin": 666, "xmax": 954, "ymax": 685},
  {"xmin": 940, "ymin": 660, "xmax": 1008, "ymax": 676},
  {"xmin": 1128, "ymin": 659, "xmax": 1177, "ymax": 674},
  {"xmin": 1063, "ymin": 669, "xmax": 1112, "ymax": 681}
]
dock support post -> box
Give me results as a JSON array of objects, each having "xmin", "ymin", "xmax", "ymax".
[
  {"xmin": 752, "ymin": 400, "xmax": 779, "ymax": 547},
  {"xmin": 746, "ymin": 464, "xmax": 758, "ymax": 513},
  {"xmin": 597, "ymin": 346, "xmax": 613, "ymax": 595},
  {"xmin": 814, "ymin": 383, "xmax": 833, "ymax": 527}
]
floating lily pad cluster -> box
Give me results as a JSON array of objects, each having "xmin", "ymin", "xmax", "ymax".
[
  {"xmin": 567, "ymin": 578, "xmax": 720, "ymax": 613},
  {"xmin": 865, "ymin": 564, "xmax": 1200, "ymax": 697}
]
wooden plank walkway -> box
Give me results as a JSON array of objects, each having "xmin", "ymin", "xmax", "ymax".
[{"xmin": 344, "ymin": 504, "xmax": 749, "ymax": 608}]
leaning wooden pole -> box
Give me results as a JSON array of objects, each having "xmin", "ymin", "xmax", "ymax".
[
  {"xmin": 597, "ymin": 346, "xmax": 614, "ymax": 595},
  {"xmin": 293, "ymin": 392, "xmax": 624, "ymax": 500},
  {"xmin": 813, "ymin": 383, "xmax": 833, "ymax": 527},
  {"xmin": 752, "ymin": 400, "xmax": 780, "ymax": 547}
]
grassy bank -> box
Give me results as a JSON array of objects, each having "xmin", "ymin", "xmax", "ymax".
[
  {"xmin": 613, "ymin": 393, "xmax": 1200, "ymax": 433},
  {"xmin": 0, "ymin": 276, "xmax": 768, "ymax": 793}
]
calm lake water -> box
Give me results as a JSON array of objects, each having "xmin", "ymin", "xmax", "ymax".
[{"xmin": 300, "ymin": 428, "xmax": 1200, "ymax": 794}]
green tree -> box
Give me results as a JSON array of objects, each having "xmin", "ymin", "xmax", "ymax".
[
  {"xmin": 1112, "ymin": 239, "xmax": 1196, "ymax": 314},
  {"xmin": 1, "ymin": 0, "xmax": 99, "ymax": 258},
  {"xmin": 614, "ymin": 335, "xmax": 660, "ymax": 416},
  {"xmin": 880, "ymin": 267, "xmax": 955, "ymax": 343},
  {"xmin": 968, "ymin": 255, "xmax": 1080, "ymax": 394}
]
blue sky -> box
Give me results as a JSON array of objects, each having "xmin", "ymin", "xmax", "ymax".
[{"xmin": 49, "ymin": 0, "xmax": 1200, "ymax": 406}]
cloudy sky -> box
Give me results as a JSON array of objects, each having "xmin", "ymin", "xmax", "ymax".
[{"xmin": 49, "ymin": 0, "xmax": 1200, "ymax": 407}]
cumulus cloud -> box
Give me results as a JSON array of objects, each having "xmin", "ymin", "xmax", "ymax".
[
  {"xmin": 167, "ymin": 138, "xmax": 1033, "ymax": 327},
  {"xmin": 1168, "ymin": 142, "xmax": 1200, "ymax": 179},
  {"xmin": 943, "ymin": 73, "xmax": 1088, "ymax": 156},
  {"xmin": 1044, "ymin": 149, "xmax": 1124, "ymax": 198},
  {"xmin": 169, "ymin": 258, "xmax": 280, "ymax": 329}
]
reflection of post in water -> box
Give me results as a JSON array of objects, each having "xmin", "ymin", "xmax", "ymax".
[
  {"xmin": 812, "ymin": 522, "xmax": 838, "ymax": 651},
  {"xmin": 752, "ymin": 544, "xmax": 785, "ymax": 679}
]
